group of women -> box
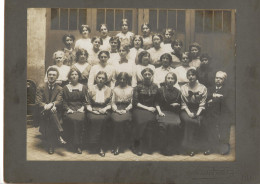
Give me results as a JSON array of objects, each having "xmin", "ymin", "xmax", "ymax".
[{"xmin": 40, "ymin": 19, "xmax": 231, "ymax": 157}]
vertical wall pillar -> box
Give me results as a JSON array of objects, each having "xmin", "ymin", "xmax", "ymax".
[{"xmin": 27, "ymin": 8, "xmax": 47, "ymax": 85}]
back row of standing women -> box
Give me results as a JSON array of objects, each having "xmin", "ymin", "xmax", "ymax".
[{"xmin": 38, "ymin": 18, "xmax": 231, "ymax": 157}]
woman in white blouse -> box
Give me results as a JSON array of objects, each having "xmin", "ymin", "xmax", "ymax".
[
  {"xmin": 127, "ymin": 35, "xmax": 144, "ymax": 65},
  {"xmin": 132, "ymin": 50, "xmax": 155, "ymax": 87},
  {"xmin": 88, "ymin": 37, "xmax": 103, "ymax": 66},
  {"xmin": 98, "ymin": 24, "xmax": 111, "ymax": 52},
  {"xmin": 44, "ymin": 50, "xmax": 70, "ymax": 87},
  {"xmin": 107, "ymin": 36, "xmax": 121, "ymax": 67},
  {"xmin": 88, "ymin": 51, "xmax": 116, "ymax": 89},
  {"xmin": 74, "ymin": 24, "xmax": 92, "ymax": 52}
]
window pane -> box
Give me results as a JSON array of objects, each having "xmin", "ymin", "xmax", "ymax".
[
  {"xmin": 125, "ymin": 10, "xmax": 133, "ymax": 31},
  {"xmin": 69, "ymin": 9, "xmax": 77, "ymax": 30},
  {"xmin": 223, "ymin": 11, "xmax": 231, "ymax": 33},
  {"xmin": 177, "ymin": 10, "xmax": 185, "ymax": 32},
  {"xmin": 158, "ymin": 10, "xmax": 167, "ymax": 32},
  {"xmin": 60, "ymin": 8, "xmax": 68, "ymax": 30},
  {"xmin": 78, "ymin": 9, "xmax": 87, "ymax": 27},
  {"xmin": 51, "ymin": 8, "xmax": 59, "ymax": 30},
  {"xmin": 149, "ymin": 10, "xmax": 157, "ymax": 32},
  {"xmin": 204, "ymin": 10, "xmax": 213, "ymax": 32},
  {"xmin": 106, "ymin": 9, "xmax": 114, "ymax": 31},
  {"xmin": 168, "ymin": 10, "xmax": 176, "ymax": 30},
  {"xmin": 115, "ymin": 9, "xmax": 123, "ymax": 31},
  {"xmin": 97, "ymin": 9, "xmax": 105, "ymax": 30},
  {"xmin": 195, "ymin": 10, "xmax": 203, "ymax": 33},
  {"xmin": 214, "ymin": 11, "xmax": 222, "ymax": 32}
]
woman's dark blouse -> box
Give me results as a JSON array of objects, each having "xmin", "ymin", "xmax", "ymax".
[
  {"xmin": 156, "ymin": 86, "xmax": 181, "ymax": 111},
  {"xmin": 133, "ymin": 83, "xmax": 159, "ymax": 107},
  {"xmin": 63, "ymin": 84, "xmax": 87, "ymax": 111}
]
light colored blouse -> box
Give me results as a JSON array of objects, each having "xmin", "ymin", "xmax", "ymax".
[
  {"xmin": 100, "ymin": 36, "xmax": 111, "ymax": 51},
  {"xmin": 180, "ymin": 81, "xmax": 207, "ymax": 112},
  {"xmin": 116, "ymin": 32, "xmax": 134, "ymax": 46},
  {"xmin": 153, "ymin": 66, "xmax": 180, "ymax": 89},
  {"xmin": 127, "ymin": 47, "xmax": 144, "ymax": 65},
  {"xmin": 88, "ymin": 48, "xmax": 101, "ymax": 66},
  {"xmin": 189, "ymin": 58, "xmax": 201, "ymax": 69},
  {"xmin": 107, "ymin": 52, "xmax": 120, "ymax": 67},
  {"xmin": 88, "ymin": 64, "xmax": 116, "ymax": 89},
  {"xmin": 44, "ymin": 65, "xmax": 70, "ymax": 82},
  {"xmin": 175, "ymin": 66, "xmax": 192, "ymax": 83},
  {"xmin": 147, "ymin": 47, "xmax": 167, "ymax": 66},
  {"xmin": 142, "ymin": 35, "xmax": 153, "ymax": 50},
  {"xmin": 115, "ymin": 61, "xmax": 135, "ymax": 80},
  {"xmin": 112, "ymin": 85, "xmax": 133, "ymax": 109},
  {"xmin": 74, "ymin": 38, "xmax": 92, "ymax": 51},
  {"xmin": 86, "ymin": 85, "xmax": 112, "ymax": 108},
  {"xmin": 72, "ymin": 62, "xmax": 92, "ymax": 80}
]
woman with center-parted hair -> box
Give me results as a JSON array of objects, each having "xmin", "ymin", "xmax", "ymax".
[
  {"xmin": 74, "ymin": 24, "xmax": 92, "ymax": 52},
  {"xmin": 127, "ymin": 35, "xmax": 144, "ymax": 65},
  {"xmin": 107, "ymin": 36, "xmax": 121, "ymax": 66},
  {"xmin": 131, "ymin": 68, "xmax": 159, "ymax": 156},
  {"xmin": 71, "ymin": 49, "xmax": 92, "ymax": 86},
  {"xmin": 98, "ymin": 24, "xmax": 111, "ymax": 51},
  {"xmin": 62, "ymin": 34, "xmax": 76, "ymax": 66},
  {"xmin": 155, "ymin": 72, "xmax": 182, "ymax": 156},
  {"xmin": 88, "ymin": 50, "xmax": 116, "ymax": 89},
  {"xmin": 88, "ymin": 36, "xmax": 103, "ymax": 66},
  {"xmin": 189, "ymin": 42, "xmax": 202, "ymax": 69},
  {"xmin": 85, "ymin": 71, "xmax": 113, "ymax": 157},
  {"xmin": 170, "ymin": 39, "xmax": 183, "ymax": 68},
  {"xmin": 141, "ymin": 23, "xmax": 153, "ymax": 50},
  {"xmin": 175, "ymin": 52, "xmax": 192, "ymax": 86},
  {"xmin": 44, "ymin": 50, "xmax": 70, "ymax": 87},
  {"xmin": 153, "ymin": 53, "xmax": 179, "ymax": 89},
  {"xmin": 180, "ymin": 68, "xmax": 207, "ymax": 157},
  {"xmin": 116, "ymin": 19, "xmax": 135, "ymax": 46},
  {"xmin": 111, "ymin": 72, "xmax": 133, "ymax": 155},
  {"xmin": 62, "ymin": 68, "xmax": 87, "ymax": 154},
  {"xmin": 162, "ymin": 28, "xmax": 175, "ymax": 53},
  {"xmin": 147, "ymin": 33, "xmax": 167, "ymax": 68},
  {"xmin": 115, "ymin": 44, "xmax": 135, "ymax": 86},
  {"xmin": 132, "ymin": 50, "xmax": 155, "ymax": 87}
]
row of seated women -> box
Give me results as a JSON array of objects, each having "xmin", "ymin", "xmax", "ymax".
[{"xmin": 38, "ymin": 64, "xmax": 230, "ymax": 157}]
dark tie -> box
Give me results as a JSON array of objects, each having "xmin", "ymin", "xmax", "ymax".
[{"xmin": 49, "ymin": 85, "xmax": 53, "ymax": 102}]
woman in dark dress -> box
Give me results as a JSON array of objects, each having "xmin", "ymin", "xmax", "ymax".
[
  {"xmin": 155, "ymin": 72, "xmax": 182, "ymax": 156},
  {"xmin": 197, "ymin": 53, "xmax": 213, "ymax": 88},
  {"xmin": 111, "ymin": 72, "xmax": 133, "ymax": 155},
  {"xmin": 63, "ymin": 68, "xmax": 87, "ymax": 154},
  {"xmin": 86, "ymin": 71, "xmax": 112, "ymax": 157},
  {"xmin": 132, "ymin": 68, "xmax": 159, "ymax": 156},
  {"xmin": 179, "ymin": 68, "xmax": 207, "ymax": 156}
]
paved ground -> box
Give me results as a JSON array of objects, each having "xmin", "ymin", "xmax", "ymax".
[{"xmin": 27, "ymin": 125, "xmax": 235, "ymax": 161}]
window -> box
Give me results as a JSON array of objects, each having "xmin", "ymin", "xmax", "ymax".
[
  {"xmin": 51, "ymin": 8, "xmax": 87, "ymax": 30},
  {"xmin": 195, "ymin": 10, "xmax": 232, "ymax": 33},
  {"xmin": 149, "ymin": 9, "xmax": 186, "ymax": 33},
  {"xmin": 96, "ymin": 9, "xmax": 133, "ymax": 31}
]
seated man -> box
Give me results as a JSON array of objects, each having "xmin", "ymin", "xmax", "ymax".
[
  {"xmin": 36, "ymin": 67, "xmax": 66, "ymax": 154},
  {"xmin": 205, "ymin": 71, "xmax": 231, "ymax": 155}
]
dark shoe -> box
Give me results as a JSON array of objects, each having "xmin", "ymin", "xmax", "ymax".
[
  {"xmin": 136, "ymin": 151, "xmax": 143, "ymax": 156},
  {"xmin": 76, "ymin": 147, "xmax": 82, "ymax": 154},
  {"xmin": 111, "ymin": 149, "xmax": 115, "ymax": 154},
  {"xmin": 114, "ymin": 147, "xmax": 120, "ymax": 155},
  {"xmin": 204, "ymin": 150, "xmax": 211, "ymax": 155},
  {"xmin": 189, "ymin": 151, "xmax": 195, "ymax": 157},
  {"xmin": 48, "ymin": 147, "xmax": 54, "ymax": 155},
  {"xmin": 99, "ymin": 149, "xmax": 105, "ymax": 157},
  {"xmin": 220, "ymin": 144, "xmax": 230, "ymax": 155}
]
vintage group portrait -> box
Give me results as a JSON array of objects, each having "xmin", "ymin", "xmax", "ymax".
[
  {"xmin": 4, "ymin": 0, "xmax": 260, "ymax": 182},
  {"xmin": 26, "ymin": 8, "xmax": 236, "ymax": 162}
]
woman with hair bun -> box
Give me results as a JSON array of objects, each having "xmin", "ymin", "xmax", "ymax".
[
  {"xmin": 141, "ymin": 23, "xmax": 153, "ymax": 50},
  {"xmin": 62, "ymin": 34, "xmax": 76, "ymax": 66}
]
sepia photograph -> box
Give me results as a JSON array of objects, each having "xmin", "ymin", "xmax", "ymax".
[
  {"xmin": 6, "ymin": 0, "xmax": 260, "ymax": 182},
  {"xmin": 27, "ymin": 8, "xmax": 236, "ymax": 162}
]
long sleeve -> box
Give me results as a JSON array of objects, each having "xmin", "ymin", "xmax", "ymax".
[
  {"xmin": 35, "ymin": 84, "xmax": 46, "ymax": 109},
  {"xmin": 87, "ymin": 67, "xmax": 96, "ymax": 88},
  {"xmin": 82, "ymin": 64, "xmax": 92, "ymax": 80},
  {"xmin": 132, "ymin": 86, "xmax": 139, "ymax": 107},
  {"xmin": 111, "ymin": 90, "xmax": 117, "ymax": 111},
  {"xmin": 62, "ymin": 86, "xmax": 70, "ymax": 111},
  {"xmin": 53, "ymin": 87, "xmax": 63, "ymax": 107},
  {"xmin": 198, "ymin": 86, "xmax": 207, "ymax": 111}
]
